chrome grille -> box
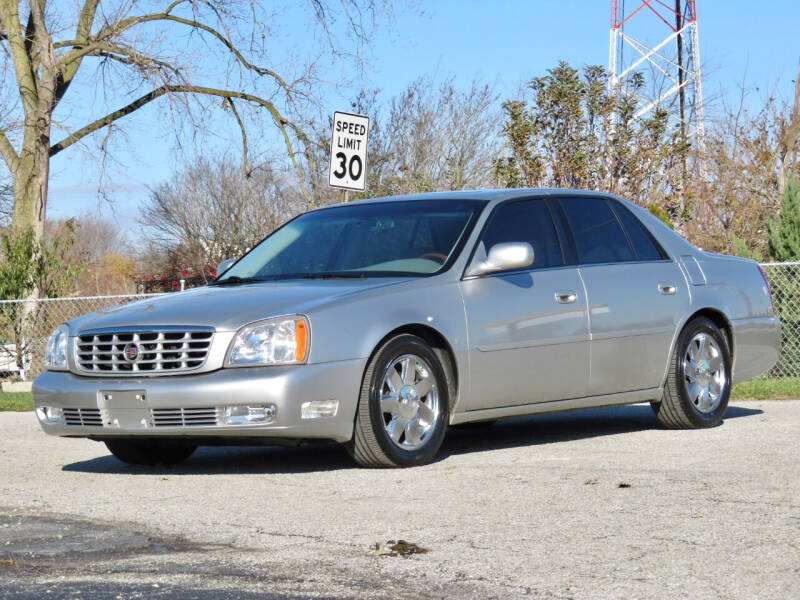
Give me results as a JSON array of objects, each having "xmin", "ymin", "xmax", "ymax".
[
  {"xmin": 63, "ymin": 408, "xmax": 103, "ymax": 427},
  {"xmin": 76, "ymin": 328, "xmax": 213, "ymax": 376},
  {"xmin": 151, "ymin": 407, "xmax": 219, "ymax": 427}
]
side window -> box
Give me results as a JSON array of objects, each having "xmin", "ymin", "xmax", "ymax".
[
  {"xmin": 559, "ymin": 197, "xmax": 634, "ymax": 264},
  {"xmin": 479, "ymin": 199, "xmax": 563, "ymax": 270},
  {"xmin": 611, "ymin": 202, "xmax": 666, "ymax": 261}
]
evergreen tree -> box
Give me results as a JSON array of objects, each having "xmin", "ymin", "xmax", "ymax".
[
  {"xmin": 493, "ymin": 62, "xmax": 688, "ymax": 223},
  {"xmin": 767, "ymin": 178, "xmax": 800, "ymax": 261}
]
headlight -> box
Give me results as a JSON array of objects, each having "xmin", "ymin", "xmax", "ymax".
[
  {"xmin": 226, "ymin": 316, "xmax": 309, "ymax": 366},
  {"xmin": 45, "ymin": 324, "xmax": 69, "ymax": 370}
]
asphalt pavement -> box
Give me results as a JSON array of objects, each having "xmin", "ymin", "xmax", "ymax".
[{"xmin": 1, "ymin": 401, "xmax": 798, "ymax": 599}]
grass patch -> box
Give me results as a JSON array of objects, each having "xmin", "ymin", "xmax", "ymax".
[
  {"xmin": 731, "ymin": 377, "xmax": 800, "ymax": 400},
  {"xmin": 0, "ymin": 391, "xmax": 33, "ymax": 411}
]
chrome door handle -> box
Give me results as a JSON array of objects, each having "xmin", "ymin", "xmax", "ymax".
[
  {"xmin": 555, "ymin": 291, "xmax": 577, "ymax": 304},
  {"xmin": 658, "ymin": 283, "xmax": 677, "ymax": 295}
]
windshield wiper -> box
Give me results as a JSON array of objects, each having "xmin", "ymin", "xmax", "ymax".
[
  {"xmin": 301, "ymin": 272, "xmax": 367, "ymax": 279},
  {"xmin": 210, "ymin": 275, "xmax": 267, "ymax": 286}
]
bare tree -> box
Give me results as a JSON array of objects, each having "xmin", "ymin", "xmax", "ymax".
[
  {"xmin": 382, "ymin": 78, "xmax": 500, "ymax": 194},
  {"xmin": 307, "ymin": 77, "xmax": 501, "ymax": 202},
  {"xmin": 139, "ymin": 155, "xmax": 303, "ymax": 277},
  {"xmin": 687, "ymin": 82, "xmax": 799, "ymax": 257},
  {"xmin": 0, "ymin": 0, "xmax": 385, "ymax": 252},
  {"xmin": 0, "ymin": 177, "xmax": 10, "ymax": 225},
  {"xmin": 63, "ymin": 214, "xmax": 136, "ymax": 295},
  {"xmin": 778, "ymin": 61, "xmax": 800, "ymax": 196}
]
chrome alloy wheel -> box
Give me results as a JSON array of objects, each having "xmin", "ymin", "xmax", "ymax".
[
  {"xmin": 379, "ymin": 354, "xmax": 440, "ymax": 451},
  {"xmin": 683, "ymin": 332, "xmax": 726, "ymax": 414}
]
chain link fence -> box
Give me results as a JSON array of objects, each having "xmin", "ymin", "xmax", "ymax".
[
  {"xmin": 758, "ymin": 262, "xmax": 800, "ymax": 378},
  {"xmin": 2, "ymin": 262, "xmax": 800, "ymax": 381},
  {"xmin": 0, "ymin": 294, "xmax": 160, "ymax": 379}
]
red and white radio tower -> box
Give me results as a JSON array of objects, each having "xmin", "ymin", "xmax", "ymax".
[{"xmin": 608, "ymin": 0, "xmax": 705, "ymax": 145}]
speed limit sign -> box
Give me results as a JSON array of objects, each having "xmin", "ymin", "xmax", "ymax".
[{"xmin": 328, "ymin": 111, "xmax": 369, "ymax": 192}]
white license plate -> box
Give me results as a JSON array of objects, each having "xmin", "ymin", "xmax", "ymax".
[{"xmin": 97, "ymin": 390, "xmax": 150, "ymax": 428}]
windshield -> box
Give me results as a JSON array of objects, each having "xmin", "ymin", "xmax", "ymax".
[{"xmin": 215, "ymin": 199, "xmax": 486, "ymax": 282}]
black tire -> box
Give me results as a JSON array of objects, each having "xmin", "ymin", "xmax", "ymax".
[
  {"xmin": 652, "ymin": 316, "xmax": 731, "ymax": 429},
  {"xmin": 347, "ymin": 334, "xmax": 450, "ymax": 468},
  {"xmin": 104, "ymin": 439, "xmax": 197, "ymax": 466}
]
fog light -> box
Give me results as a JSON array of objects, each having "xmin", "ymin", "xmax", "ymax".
[
  {"xmin": 301, "ymin": 400, "xmax": 339, "ymax": 419},
  {"xmin": 36, "ymin": 406, "xmax": 64, "ymax": 424},
  {"xmin": 224, "ymin": 404, "xmax": 275, "ymax": 425}
]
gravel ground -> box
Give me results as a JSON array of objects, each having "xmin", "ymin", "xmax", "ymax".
[{"xmin": 1, "ymin": 401, "xmax": 798, "ymax": 599}]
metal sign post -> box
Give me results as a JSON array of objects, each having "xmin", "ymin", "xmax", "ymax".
[{"xmin": 328, "ymin": 111, "xmax": 369, "ymax": 198}]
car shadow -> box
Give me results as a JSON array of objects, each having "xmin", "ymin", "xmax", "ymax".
[
  {"xmin": 437, "ymin": 403, "xmax": 763, "ymax": 460},
  {"xmin": 62, "ymin": 441, "xmax": 354, "ymax": 475},
  {"xmin": 62, "ymin": 403, "xmax": 763, "ymax": 475}
]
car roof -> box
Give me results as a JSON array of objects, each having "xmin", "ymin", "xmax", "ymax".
[
  {"xmin": 315, "ymin": 188, "xmax": 613, "ymax": 211},
  {"xmin": 311, "ymin": 187, "xmax": 698, "ymax": 258}
]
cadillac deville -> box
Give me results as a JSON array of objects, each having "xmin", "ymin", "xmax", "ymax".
[{"xmin": 33, "ymin": 190, "xmax": 780, "ymax": 467}]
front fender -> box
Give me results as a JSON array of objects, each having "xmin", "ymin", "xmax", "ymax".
[{"xmin": 305, "ymin": 278, "xmax": 468, "ymax": 408}]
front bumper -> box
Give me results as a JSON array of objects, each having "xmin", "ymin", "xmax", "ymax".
[{"xmin": 32, "ymin": 359, "xmax": 366, "ymax": 443}]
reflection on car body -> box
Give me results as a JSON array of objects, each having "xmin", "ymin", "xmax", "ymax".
[{"xmin": 34, "ymin": 189, "xmax": 780, "ymax": 467}]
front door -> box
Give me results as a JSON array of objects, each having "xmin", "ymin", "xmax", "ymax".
[{"xmin": 460, "ymin": 198, "xmax": 590, "ymax": 411}]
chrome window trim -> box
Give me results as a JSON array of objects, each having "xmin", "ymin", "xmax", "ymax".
[{"xmin": 461, "ymin": 258, "xmax": 677, "ymax": 282}]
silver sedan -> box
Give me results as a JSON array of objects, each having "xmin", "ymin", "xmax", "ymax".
[{"xmin": 33, "ymin": 190, "xmax": 780, "ymax": 467}]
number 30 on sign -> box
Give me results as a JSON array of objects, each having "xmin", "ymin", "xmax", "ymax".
[{"xmin": 328, "ymin": 111, "xmax": 369, "ymax": 192}]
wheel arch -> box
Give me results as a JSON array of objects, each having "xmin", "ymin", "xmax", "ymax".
[
  {"xmin": 367, "ymin": 324, "xmax": 459, "ymax": 411},
  {"xmin": 661, "ymin": 307, "xmax": 734, "ymax": 389},
  {"xmin": 687, "ymin": 308, "xmax": 734, "ymax": 358}
]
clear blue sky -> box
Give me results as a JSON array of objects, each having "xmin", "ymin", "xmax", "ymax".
[{"xmin": 46, "ymin": 0, "xmax": 800, "ymax": 229}]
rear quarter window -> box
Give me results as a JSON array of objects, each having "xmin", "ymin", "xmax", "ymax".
[{"xmin": 611, "ymin": 202, "xmax": 668, "ymax": 261}]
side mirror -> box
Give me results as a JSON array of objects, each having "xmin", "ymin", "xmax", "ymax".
[
  {"xmin": 216, "ymin": 258, "xmax": 236, "ymax": 277},
  {"xmin": 466, "ymin": 242, "xmax": 535, "ymax": 277}
]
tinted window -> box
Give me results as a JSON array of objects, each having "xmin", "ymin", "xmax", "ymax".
[
  {"xmin": 560, "ymin": 197, "xmax": 634, "ymax": 264},
  {"xmin": 611, "ymin": 203, "xmax": 665, "ymax": 261},
  {"xmin": 479, "ymin": 200, "xmax": 563, "ymax": 270}
]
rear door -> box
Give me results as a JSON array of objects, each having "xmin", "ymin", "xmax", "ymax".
[
  {"xmin": 556, "ymin": 196, "xmax": 690, "ymax": 395},
  {"xmin": 460, "ymin": 198, "xmax": 590, "ymax": 410}
]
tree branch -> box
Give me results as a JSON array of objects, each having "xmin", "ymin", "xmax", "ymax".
[
  {"xmin": 0, "ymin": 128, "xmax": 18, "ymax": 169},
  {"xmin": 226, "ymin": 98, "xmax": 251, "ymax": 176},
  {"xmin": 87, "ymin": 44, "xmax": 184, "ymax": 81},
  {"xmin": 49, "ymin": 84, "xmax": 311, "ymax": 200},
  {"xmin": 0, "ymin": 0, "xmax": 39, "ymax": 112},
  {"xmin": 157, "ymin": 14, "xmax": 295, "ymax": 93},
  {"xmin": 0, "ymin": 6, "xmax": 7, "ymax": 42},
  {"xmin": 52, "ymin": 0, "xmax": 100, "ymax": 105},
  {"xmin": 53, "ymin": 0, "xmax": 185, "ymax": 59},
  {"xmin": 54, "ymin": 5, "xmax": 295, "ymax": 98},
  {"xmin": 22, "ymin": 4, "xmax": 35, "ymax": 59}
]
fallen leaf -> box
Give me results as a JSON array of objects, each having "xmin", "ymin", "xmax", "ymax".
[{"xmin": 368, "ymin": 539, "xmax": 430, "ymax": 557}]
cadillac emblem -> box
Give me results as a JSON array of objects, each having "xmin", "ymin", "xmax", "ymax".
[{"xmin": 123, "ymin": 343, "xmax": 140, "ymax": 362}]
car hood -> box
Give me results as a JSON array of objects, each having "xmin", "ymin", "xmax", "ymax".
[{"xmin": 68, "ymin": 278, "xmax": 411, "ymax": 333}]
